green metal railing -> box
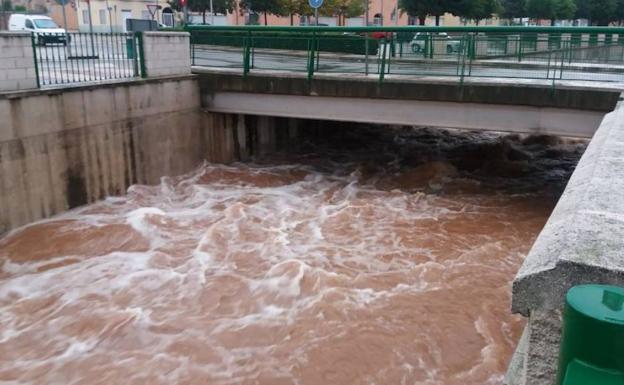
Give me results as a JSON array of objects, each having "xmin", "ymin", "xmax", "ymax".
[
  {"xmin": 188, "ymin": 25, "xmax": 624, "ymax": 84},
  {"xmin": 32, "ymin": 32, "xmax": 142, "ymax": 87}
]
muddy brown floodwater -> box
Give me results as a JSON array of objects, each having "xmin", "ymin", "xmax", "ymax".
[{"xmin": 0, "ymin": 126, "xmax": 586, "ymax": 385}]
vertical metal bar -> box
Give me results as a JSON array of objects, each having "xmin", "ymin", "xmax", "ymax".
[
  {"xmin": 137, "ymin": 32, "xmax": 147, "ymax": 78},
  {"xmin": 95, "ymin": 33, "xmax": 102, "ymax": 80},
  {"xmin": 132, "ymin": 33, "xmax": 140, "ymax": 78},
  {"xmin": 114, "ymin": 32, "xmax": 120, "ymax": 79},
  {"xmin": 110, "ymin": 32, "xmax": 117, "ymax": 79},
  {"xmin": 55, "ymin": 34, "xmax": 64, "ymax": 84},
  {"xmin": 79, "ymin": 33, "xmax": 87, "ymax": 82},
  {"xmin": 364, "ymin": 32, "xmax": 369, "ymax": 75},
  {"xmin": 546, "ymin": 42, "xmax": 552, "ymax": 79},
  {"xmin": 30, "ymin": 33, "xmax": 41, "ymax": 88},
  {"xmin": 315, "ymin": 33, "xmax": 320, "ymax": 71},
  {"xmin": 307, "ymin": 31, "xmax": 316, "ymax": 81},
  {"xmin": 191, "ymin": 32, "xmax": 196, "ymax": 66},
  {"xmin": 68, "ymin": 32, "xmax": 77, "ymax": 83},
  {"xmin": 429, "ymin": 33, "xmax": 433, "ymax": 59},
  {"xmin": 468, "ymin": 33, "xmax": 474, "ymax": 77},
  {"xmin": 41, "ymin": 35, "xmax": 52, "ymax": 85},
  {"xmin": 243, "ymin": 31, "xmax": 251, "ymax": 77},
  {"xmin": 379, "ymin": 37, "xmax": 387, "ymax": 83}
]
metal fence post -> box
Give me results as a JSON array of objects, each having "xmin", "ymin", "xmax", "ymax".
[
  {"xmin": 136, "ymin": 32, "xmax": 147, "ymax": 78},
  {"xmin": 307, "ymin": 32, "xmax": 316, "ymax": 81},
  {"xmin": 379, "ymin": 37, "xmax": 387, "ymax": 83},
  {"xmin": 133, "ymin": 32, "xmax": 140, "ymax": 77},
  {"xmin": 30, "ymin": 33, "xmax": 41, "ymax": 88},
  {"xmin": 243, "ymin": 31, "xmax": 252, "ymax": 77}
]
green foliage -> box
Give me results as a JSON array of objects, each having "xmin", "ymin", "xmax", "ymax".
[
  {"xmin": 526, "ymin": 0, "xmax": 574, "ymax": 23},
  {"xmin": 499, "ymin": 0, "xmax": 525, "ymax": 18},
  {"xmin": 281, "ymin": 0, "xmax": 312, "ymax": 24},
  {"xmin": 398, "ymin": 0, "xmax": 446, "ymax": 24},
  {"xmin": 574, "ymin": 0, "xmax": 617, "ymax": 24},
  {"xmin": 452, "ymin": 0, "xmax": 502, "ymax": 21},
  {"xmin": 322, "ymin": 0, "xmax": 366, "ymax": 24},
  {"xmin": 192, "ymin": 30, "xmax": 379, "ymax": 54},
  {"xmin": 239, "ymin": 0, "xmax": 285, "ymax": 24},
  {"xmin": 555, "ymin": 0, "xmax": 576, "ymax": 20}
]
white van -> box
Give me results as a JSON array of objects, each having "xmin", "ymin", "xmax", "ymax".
[{"xmin": 8, "ymin": 14, "xmax": 68, "ymax": 45}]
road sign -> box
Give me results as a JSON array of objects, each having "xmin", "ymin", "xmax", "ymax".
[
  {"xmin": 147, "ymin": 4, "xmax": 161, "ymax": 19},
  {"xmin": 308, "ymin": 0, "xmax": 323, "ymax": 9}
]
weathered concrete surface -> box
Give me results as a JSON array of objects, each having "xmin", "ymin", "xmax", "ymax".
[
  {"xmin": 512, "ymin": 101, "xmax": 624, "ymax": 316},
  {"xmin": 206, "ymin": 91, "xmax": 605, "ymax": 137},
  {"xmin": 142, "ymin": 32, "xmax": 192, "ymax": 77},
  {"xmin": 196, "ymin": 69, "xmax": 621, "ymax": 112},
  {"xmin": 506, "ymin": 98, "xmax": 624, "ymax": 384},
  {"xmin": 0, "ymin": 32, "xmax": 37, "ymax": 92},
  {"xmin": 0, "ymin": 76, "xmax": 205, "ymax": 234},
  {"xmin": 0, "ymin": 75, "xmax": 321, "ymax": 234}
]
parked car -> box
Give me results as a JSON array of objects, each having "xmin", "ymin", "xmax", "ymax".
[
  {"xmin": 8, "ymin": 14, "xmax": 68, "ymax": 46},
  {"xmin": 370, "ymin": 31, "xmax": 395, "ymax": 40},
  {"xmin": 409, "ymin": 32, "xmax": 460, "ymax": 54}
]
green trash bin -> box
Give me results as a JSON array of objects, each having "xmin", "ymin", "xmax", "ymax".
[
  {"xmin": 126, "ymin": 38, "xmax": 135, "ymax": 59},
  {"xmin": 557, "ymin": 284, "xmax": 624, "ymax": 385}
]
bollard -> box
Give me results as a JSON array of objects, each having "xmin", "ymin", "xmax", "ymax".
[{"xmin": 557, "ymin": 284, "xmax": 624, "ymax": 385}]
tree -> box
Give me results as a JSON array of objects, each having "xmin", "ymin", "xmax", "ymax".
[
  {"xmin": 526, "ymin": 0, "xmax": 574, "ymax": 25},
  {"xmin": 499, "ymin": 0, "xmax": 526, "ymax": 20},
  {"xmin": 589, "ymin": 0, "xmax": 617, "ymax": 24},
  {"xmin": 168, "ymin": 0, "xmax": 235, "ymax": 24},
  {"xmin": 398, "ymin": 0, "xmax": 446, "ymax": 25},
  {"xmin": 615, "ymin": 0, "xmax": 624, "ymax": 24},
  {"xmin": 555, "ymin": 0, "xmax": 576, "ymax": 21},
  {"xmin": 575, "ymin": 0, "xmax": 616, "ymax": 24},
  {"xmin": 452, "ymin": 0, "xmax": 501, "ymax": 24},
  {"xmin": 323, "ymin": 0, "xmax": 366, "ymax": 25},
  {"xmin": 281, "ymin": 0, "xmax": 310, "ymax": 25},
  {"xmin": 239, "ymin": 0, "xmax": 285, "ymax": 24}
]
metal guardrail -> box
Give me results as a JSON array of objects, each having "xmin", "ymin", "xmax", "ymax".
[
  {"xmin": 32, "ymin": 32, "xmax": 142, "ymax": 87},
  {"xmin": 188, "ymin": 26, "xmax": 624, "ymax": 84}
]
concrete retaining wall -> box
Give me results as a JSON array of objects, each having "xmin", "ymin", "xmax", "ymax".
[
  {"xmin": 0, "ymin": 74, "xmax": 315, "ymax": 235},
  {"xmin": 505, "ymin": 95, "xmax": 624, "ymax": 385},
  {"xmin": 142, "ymin": 31, "xmax": 192, "ymax": 77},
  {"xmin": 0, "ymin": 76, "xmax": 205, "ymax": 234},
  {"xmin": 0, "ymin": 32, "xmax": 37, "ymax": 92}
]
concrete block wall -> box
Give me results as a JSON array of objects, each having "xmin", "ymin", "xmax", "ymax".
[
  {"xmin": 0, "ymin": 32, "xmax": 37, "ymax": 92},
  {"xmin": 142, "ymin": 31, "xmax": 191, "ymax": 77}
]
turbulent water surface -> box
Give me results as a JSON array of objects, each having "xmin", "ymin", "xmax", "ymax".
[{"xmin": 0, "ymin": 126, "xmax": 586, "ymax": 385}]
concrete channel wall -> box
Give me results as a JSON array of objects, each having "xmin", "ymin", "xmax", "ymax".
[
  {"xmin": 0, "ymin": 75, "xmax": 318, "ymax": 235},
  {"xmin": 505, "ymin": 95, "xmax": 624, "ymax": 385},
  {"xmin": 0, "ymin": 76, "xmax": 204, "ymax": 234}
]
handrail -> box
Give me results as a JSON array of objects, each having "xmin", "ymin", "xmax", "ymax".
[{"xmin": 186, "ymin": 25, "xmax": 624, "ymax": 34}]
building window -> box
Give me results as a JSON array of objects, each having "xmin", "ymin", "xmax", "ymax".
[
  {"xmin": 99, "ymin": 9, "xmax": 106, "ymax": 25},
  {"xmin": 82, "ymin": 9, "xmax": 89, "ymax": 24}
]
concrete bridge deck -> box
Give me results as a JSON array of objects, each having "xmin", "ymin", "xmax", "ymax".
[{"xmin": 195, "ymin": 67, "xmax": 622, "ymax": 138}]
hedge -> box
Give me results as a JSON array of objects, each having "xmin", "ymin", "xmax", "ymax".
[{"xmin": 191, "ymin": 31, "xmax": 379, "ymax": 55}]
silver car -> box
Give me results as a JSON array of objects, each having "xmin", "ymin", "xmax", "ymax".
[{"xmin": 409, "ymin": 32, "xmax": 461, "ymax": 54}]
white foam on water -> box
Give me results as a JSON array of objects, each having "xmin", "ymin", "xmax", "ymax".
[{"xmin": 0, "ymin": 128, "xmax": 585, "ymax": 385}]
